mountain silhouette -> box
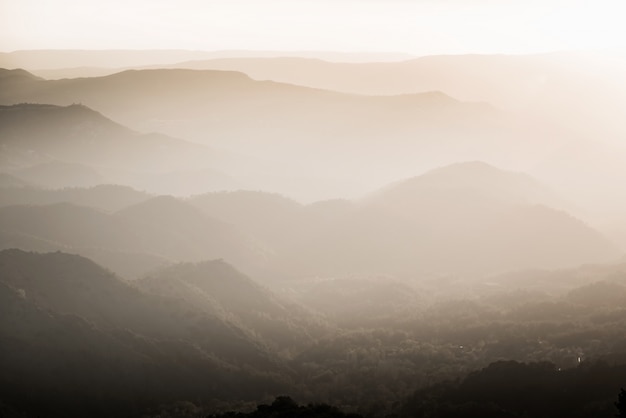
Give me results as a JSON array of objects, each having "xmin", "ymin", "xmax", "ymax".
[
  {"xmin": 371, "ymin": 161, "xmax": 575, "ymax": 215},
  {"xmin": 0, "ymin": 102, "xmax": 238, "ymax": 195},
  {"xmin": 0, "ymin": 198, "xmax": 268, "ymax": 278},
  {"xmin": 189, "ymin": 190, "xmax": 306, "ymax": 250},
  {"xmin": 0, "ymin": 68, "xmax": 531, "ymax": 200},
  {"xmin": 0, "ymin": 184, "xmax": 151, "ymax": 212},
  {"xmin": 279, "ymin": 162, "xmax": 620, "ymax": 277},
  {"xmin": 138, "ymin": 260, "xmax": 327, "ymax": 351},
  {"xmin": 115, "ymin": 195, "xmax": 269, "ymax": 271},
  {"xmin": 0, "ymin": 249, "xmax": 290, "ymax": 416}
]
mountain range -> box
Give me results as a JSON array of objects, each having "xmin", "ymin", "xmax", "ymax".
[
  {"xmin": 0, "ymin": 160, "xmax": 618, "ymax": 279},
  {"xmin": 1, "ymin": 48, "xmax": 625, "ymax": 418},
  {"xmin": 0, "ymin": 101, "xmax": 242, "ymax": 195},
  {"xmin": 0, "ymin": 67, "xmax": 554, "ymax": 200},
  {"xmin": 277, "ymin": 163, "xmax": 618, "ymax": 278},
  {"xmin": 0, "ymin": 196, "xmax": 269, "ymax": 279},
  {"xmin": 0, "ymin": 248, "xmax": 309, "ymax": 417}
]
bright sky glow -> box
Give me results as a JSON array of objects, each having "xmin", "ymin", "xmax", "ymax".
[{"xmin": 1, "ymin": 0, "xmax": 626, "ymax": 54}]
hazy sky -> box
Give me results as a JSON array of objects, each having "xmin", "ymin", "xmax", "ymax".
[{"xmin": 2, "ymin": 0, "xmax": 626, "ymax": 54}]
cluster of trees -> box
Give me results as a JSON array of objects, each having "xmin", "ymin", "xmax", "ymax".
[
  {"xmin": 207, "ymin": 396, "xmax": 364, "ymax": 418},
  {"xmin": 401, "ymin": 360, "xmax": 626, "ymax": 418}
]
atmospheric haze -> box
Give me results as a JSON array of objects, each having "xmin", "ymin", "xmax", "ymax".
[{"xmin": 1, "ymin": 1, "xmax": 626, "ymax": 418}]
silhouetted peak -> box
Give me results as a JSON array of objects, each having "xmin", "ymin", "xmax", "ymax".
[
  {"xmin": 0, "ymin": 102, "xmax": 130, "ymax": 136},
  {"xmin": 0, "ymin": 68, "xmax": 42, "ymax": 81},
  {"xmin": 390, "ymin": 161, "xmax": 541, "ymax": 192},
  {"xmin": 118, "ymin": 194, "xmax": 194, "ymax": 214},
  {"xmin": 0, "ymin": 248, "xmax": 108, "ymax": 276},
  {"xmin": 1, "ymin": 102, "xmax": 95, "ymax": 113},
  {"xmin": 141, "ymin": 259, "xmax": 266, "ymax": 303},
  {"xmin": 87, "ymin": 184, "xmax": 146, "ymax": 194},
  {"xmin": 115, "ymin": 195, "xmax": 213, "ymax": 227}
]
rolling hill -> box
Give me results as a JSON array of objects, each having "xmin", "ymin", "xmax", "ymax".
[
  {"xmin": 278, "ymin": 162, "xmax": 620, "ymax": 277},
  {"xmin": 0, "ymin": 102, "xmax": 216, "ymax": 171},
  {"xmin": 184, "ymin": 163, "xmax": 620, "ymax": 278},
  {"xmin": 114, "ymin": 195, "xmax": 269, "ymax": 269},
  {"xmin": 0, "ymin": 102, "xmax": 241, "ymax": 196},
  {"xmin": 0, "ymin": 184, "xmax": 152, "ymax": 212},
  {"xmin": 0, "ymin": 249, "xmax": 292, "ymax": 416},
  {"xmin": 137, "ymin": 260, "xmax": 327, "ymax": 351},
  {"xmin": 0, "ymin": 198, "xmax": 269, "ymax": 278}
]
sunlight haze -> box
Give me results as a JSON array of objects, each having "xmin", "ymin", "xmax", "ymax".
[
  {"xmin": 2, "ymin": 1, "xmax": 626, "ymax": 417},
  {"xmin": 2, "ymin": 0, "xmax": 626, "ymax": 54}
]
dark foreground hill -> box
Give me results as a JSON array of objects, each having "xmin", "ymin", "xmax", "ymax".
[
  {"xmin": 137, "ymin": 260, "xmax": 327, "ymax": 352},
  {"xmin": 400, "ymin": 360, "xmax": 626, "ymax": 418},
  {"xmin": 0, "ymin": 249, "xmax": 296, "ymax": 417},
  {"xmin": 2, "ymin": 249, "xmax": 626, "ymax": 417}
]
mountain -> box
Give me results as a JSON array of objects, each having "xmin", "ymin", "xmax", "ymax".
[
  {"xmin": 13, "ymin": 53, "xmax": 625, "ymax": 142},
  {"xmin": 129, "ymin": 54, "xmax": 626, "ymax": 195},
  {"xmin": 0, "ymin": 203, "xmax": 142, "ymax": 250},
  {"xmin": 189, "ymin": 191, "xmax": 357, "ymax": 260},
  {"xmin": 0, "ymin": 184, "xmax": 152, "ymax": 212},
  {"xmin": 0, "ymin": 249, "xmax": 290, "ymax": 417},
  {"xmin": 0, "ymin": 202, "xmax": 166, "ymax": 278},
  {"xmin": 0, "ymin": 102, "xmax": 242, "ymax": 196},
  {"xmin": 186, "ymin": 165, "xmax": 617, "ymax": 278},
  {"xmin": 137, "ymin": 260, "xmax": 327, "ymax": 352},
  {"xmin": 141, "ymin": 53, "xmax": 626, "ymax": 130},
  {"xmin": 11, "ymin": 161, "xmax": 104, "ymax": 188},
  {"xmin": 0, "ymin": 68, "xmax": 542, "ymax": 201},
  {"xmin": 0, "ymin": 102, "xmax": 216, "ymax": 171},
  {"xmin": 486, "ymin": 257, "xmax": 626, "ymax": 297},
  {"xmin": 401, "ymin": 360, "xmax": 626, "ymax": 418},
  {"xmin": 0, "ymin": 279, "xmax": 155, "ymax": 417},
  {"xmin": 0, "ymin": 67, "xmax": 42, "ymax": 83},
  {"xmin": 0, "ymin": 249, "xmax": 270, "ymax": 358},
  {"xmin": 189, "ymin": 191, "xmax": 305, "ymax": 250},
  {"xmin": 3, "ymin": 53, "xmax": 624, "ymax": 203},
  {"xmin": 114, "ymin": 195, "xmax": 269, "ymax": 271},
  {"xmin": 1, "ymin": 68, "xmax": 493, "ymax": 141},
  {"xmin": 369, "ymin": 161, "xmax": 576, "ymax": 216},
  {"xmin": 148, "ymin": 168, "xmax": 242, "ymax": 197},
  {"xmin": 278, "ymin": 162, "xmax": 620, "ymax": 277},
  {"xmin": 289, "ymin": 276, "xmax": 422, "ymax": 327},
  {"xmin": 0, "ymin": 198, "xmax": 268, "ymax": 278}
]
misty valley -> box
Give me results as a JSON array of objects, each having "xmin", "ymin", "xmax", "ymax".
[{"xmin": 1, "ymin": 51, "xmax": 626, "ymax": 418}]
